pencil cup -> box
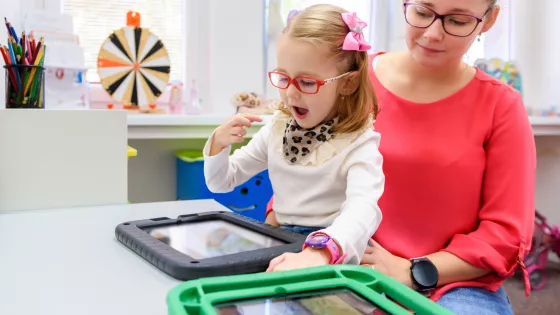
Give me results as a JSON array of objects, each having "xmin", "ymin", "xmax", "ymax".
[{"xmin": 4, "ymin": 64, "xmax": 45, "ymax": 109}]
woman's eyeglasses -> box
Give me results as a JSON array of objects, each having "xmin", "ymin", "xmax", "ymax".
[
  {"xmin": 403, "ymin": 3, "xmax": 490, "ymax": 37},
  {"xmin": 268, "ymin": 71, "xmax": 351, "ymax": 94}
]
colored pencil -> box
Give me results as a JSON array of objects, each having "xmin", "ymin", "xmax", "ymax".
[
  {"xmin": 1, "ymin": 44, "xmax": 17, "ymax": 92},
  {"xmin": 21, "ymin": 31, "xmax": 26, "ymax": 62},
  {"xmin": 29, "ymin": 49, "xmax": 45, "ymax": 105},
  {"xmin": 6, "ymin": 39, "xmax": 21, "ymax": 89},
  {"xmin": 32, "ymin": 39, "xmax": 42, "ymax": 64},
  {"xmin": 26, "ymin": 37, "xmax": 32, "ymax": 61},
  {"xmin": 31, "ymin": 35, "xmax": 36, "ymax": 57},
  {"xmin": 3, "ymin": 17, "xmax": 10, "ymax": 38},
  {"xmin": 24, "ymin": 44, "xmax": 45, "ymax": 97},
  {"xmin": 9, "ymin": 24, "xmax": 18, "ymax": 43},
  {"xmin": 0, "ymin": 46, "xmax": 18, "ymax": 92}
]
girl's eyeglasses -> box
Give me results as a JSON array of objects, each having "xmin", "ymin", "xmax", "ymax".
[{"xmin": 268, "ymin": 71, "xmax": 351, "ymax": 95}]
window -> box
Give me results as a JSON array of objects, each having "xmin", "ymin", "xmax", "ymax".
[
  {"xmin": 63, "ymin": 0, "xmax": 185, "ymax": 83},
  {"xmin": 465, "ymin": 0, "xmax": 514, "ymax": 65},
  {"xmin": 267, "ymin": 0, "xmax": 372, "ymax": 40},
  {"xmin": 463, "ymin": 35, "xmax": 485, "ymax": 65}
]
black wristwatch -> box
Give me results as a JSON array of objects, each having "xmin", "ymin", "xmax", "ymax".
[{"xmin": 410, "ymin": 257, "xmax": 439, "ymax": 292}]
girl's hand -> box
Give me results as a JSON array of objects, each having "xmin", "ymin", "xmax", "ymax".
[
  {"xmin": 209, "ymin": 113, "xmax": 263, "ymax": 156},
  {"xmin": 266, "ymin": 248, "xmax": 331, "ymax": 272},
  {"xmin": 265, "ymin": 211, "xmax": 280, "ymax": 227},
  {"xmin": 360, "ymin": 240, "xmax": 415, "ymax": 289}
]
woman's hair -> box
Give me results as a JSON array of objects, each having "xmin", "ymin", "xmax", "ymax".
[
  {"xmin": 282, "ymin": 4, "xmax": 377, "ymax": 134},
  {"xmin": 489, "ymin": 0, "xmax": 497, "ymax": 6}
]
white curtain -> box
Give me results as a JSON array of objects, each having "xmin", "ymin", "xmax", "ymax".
[
  {"xmin": 511, "ymin": 0, "xmax": 557, "ymax": 111},
  {"xmin": 367, "ymin": 0, "xmax": 391, "ymax": 53}
]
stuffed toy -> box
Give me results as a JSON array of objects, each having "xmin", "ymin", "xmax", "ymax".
[{"xmin": 231, "ymin": 92, "xmax": 277, "ymax": 115}]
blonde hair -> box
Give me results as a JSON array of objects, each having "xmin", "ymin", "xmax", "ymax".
[{"xmin": 281, "ymin": 4, "xmax": 378, "ymax": 134}]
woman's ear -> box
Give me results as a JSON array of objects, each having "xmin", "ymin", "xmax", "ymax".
[
  {"xmin": 339, "ymin": 72, "xmax": 360, "ymax": 96},
  {"xmin": 481, "ymin": 5, "xmax": 500, "ymax": 33}
]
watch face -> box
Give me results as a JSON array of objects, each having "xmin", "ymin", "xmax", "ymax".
[
  {"xmin": 305, "ymin": 234, "xmax": 329, "ymax": 247},
  {"xmin": 412, "ymin": 259, "xmax": 438, "ymax": 289}
]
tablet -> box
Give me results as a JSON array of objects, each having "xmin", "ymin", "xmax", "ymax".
[
  {"xmin": 144, "ymin": 219, "xmax": 286, "ymax": 259},
  {"xmin": 214, "ymin": 288, "xmax": 389, "ymax": 315},
  {"xmin": 166, "ymin": 265, "xmax": 454, "ymax": 315},
  {"xmin": 115, "ymin": 211, "xmax": 305, "ymax": 280}
]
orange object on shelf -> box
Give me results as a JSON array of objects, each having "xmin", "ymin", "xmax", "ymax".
[{"xmin": 127, "ymin": 11, "xmax": 141, "ymax": 27}]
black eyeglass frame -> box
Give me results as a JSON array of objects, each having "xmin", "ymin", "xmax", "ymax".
[{"xmin": 403, "ymin": 2, "xmax": 491, "ymax": 37}]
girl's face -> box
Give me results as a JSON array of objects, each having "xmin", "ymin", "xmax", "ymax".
[
  {"xmin": 273, "ymin": 34, "xmax": 345, "ymax": 129},
  {"xmin": 403, "ymin": 0, "xmax": 497, "ymax": 68}
]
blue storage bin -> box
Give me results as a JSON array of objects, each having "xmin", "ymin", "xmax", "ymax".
[{"xmin": 176, "ymin": 150, "xmax": 273, "ymax": 222}]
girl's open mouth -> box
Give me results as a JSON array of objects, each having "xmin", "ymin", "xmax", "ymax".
[{"xmin": 293, "ymin": 106, "xmax": 308, "ymax": 118}]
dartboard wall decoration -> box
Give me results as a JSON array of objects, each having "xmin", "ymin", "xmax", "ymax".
[{"xmin": 97, "ymin": 26, "xmax": 171, "ymax": 107}]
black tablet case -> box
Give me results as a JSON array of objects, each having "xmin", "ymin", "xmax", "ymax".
[{"xmin": 115, "ymin": 211, "xmax": 306, "ymax": 280}]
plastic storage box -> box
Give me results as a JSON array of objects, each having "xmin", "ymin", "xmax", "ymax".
[
  {"xmin": 127, "ymin": 146, "xmax": 137, "ymax": 160},
  {"xmin": 176, "ymin": 150, "xmax": 273, "ymax": 222}
]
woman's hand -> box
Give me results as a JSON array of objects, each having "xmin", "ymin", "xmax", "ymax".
[
  {"xmin": 209, "ymin": 113, "xmax": 263, "ymax": 156},
  {"xmin": 360, "ymin": 240, "xmax": 415, "ymax": 289},
  {"xmin": 266, "ymin": 248, "xmax": 331, "ymax": 272}
]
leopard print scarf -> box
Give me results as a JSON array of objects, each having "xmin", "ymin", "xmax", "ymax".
[{"xmin": 283, "ymin": 117, "xmax": 338, "ymax": 164}]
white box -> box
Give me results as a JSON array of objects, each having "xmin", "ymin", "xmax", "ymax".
[{"xmin": 0, "ymin": 109, "xmax": 128, "ymax": 211}]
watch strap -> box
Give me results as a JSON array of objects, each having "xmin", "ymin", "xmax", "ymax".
[{"xmin": 302, "ymin": 233, "xmax": 346, "ymax": 264}]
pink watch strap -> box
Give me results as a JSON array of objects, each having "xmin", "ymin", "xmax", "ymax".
[
  {"xmin": 302, "ymin": 233, "xmax": 346, "ymax": 264},
  {"xmin": 325, "ymin": 238, "xmax": 345, "ymax": 264}
]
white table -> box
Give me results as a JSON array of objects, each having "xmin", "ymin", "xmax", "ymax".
[{"xmin": 0, "ymin": 200, "xmax": 227, "ymax": 315}]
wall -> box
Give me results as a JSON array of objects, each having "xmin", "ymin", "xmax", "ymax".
[
  {"xmin": 514, "ymin": 0, "xmax": 560, "ymax": 227},
  {"xmin": 197, "ymin": 0, "xmax": 265, "ymax": 115},
  {"xmin": 512, "ymin": 0, "xmax": 548, "ymax": 110}
]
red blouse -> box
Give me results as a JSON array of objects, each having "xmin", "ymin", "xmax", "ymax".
[{"xmin": 267, "ymin": 52, "xmax": 536, "ymax": 301}]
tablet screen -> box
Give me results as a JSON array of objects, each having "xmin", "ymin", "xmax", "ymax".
[
  {"xmin": 214, "ymin": 289, "xmax": 389, "ymax": 315},
  {"xmin": 143, "ymin": 220, "xmax": 285, "ymax": 259}
]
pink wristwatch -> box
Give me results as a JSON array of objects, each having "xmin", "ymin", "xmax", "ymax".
[{"xmin": 302, "ymin": 233, "xmax": 347, "ymax": 264}]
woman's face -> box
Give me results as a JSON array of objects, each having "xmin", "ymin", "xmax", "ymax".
[{"xmin": 403, "ymin": 0, "xmax": 498, "ymax": 68}]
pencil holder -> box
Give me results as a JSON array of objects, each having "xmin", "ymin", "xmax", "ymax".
[{"xmin": 4, "ymin": 64, "xmax": 45, "ymax": 109}]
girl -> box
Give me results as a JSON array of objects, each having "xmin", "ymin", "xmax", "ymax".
[{"xmin": 203, "ymin": 5, "xmax": 384, "ymax": 272}]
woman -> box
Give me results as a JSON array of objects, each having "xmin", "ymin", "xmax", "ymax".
[{"xmin": 265, "ymin": 0, "xmax": 536, "ymax": 314}]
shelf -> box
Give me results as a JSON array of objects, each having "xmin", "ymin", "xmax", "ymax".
[
  {"xmin": 126, "ymin": 114, "xmax": 560, "ymax": 139},
  {"xmin": 127, "ymin": 114, "xmax": 273, "ymax": 139},
  {"xmin": 529, "ymin": 116, "xmax": 560, "ymax": 136}
]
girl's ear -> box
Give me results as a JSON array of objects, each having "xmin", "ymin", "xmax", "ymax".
[{"xmin": 339, "ymin": 71, "xmax": 360, "ymax": 96}]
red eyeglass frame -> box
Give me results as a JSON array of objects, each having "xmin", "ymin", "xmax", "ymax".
[{"xmin": 268, "ymin": 71, "xmax": 351, "ymax": 94}]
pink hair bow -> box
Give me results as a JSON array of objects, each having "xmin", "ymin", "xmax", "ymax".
[{"xmin": 341, "ymin": 12, "xmax": 371, "ymax": 51}]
